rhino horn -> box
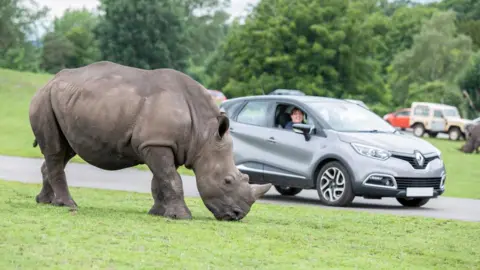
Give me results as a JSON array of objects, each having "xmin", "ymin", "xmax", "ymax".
[{"xmin": 250, "ymin": 183, "xmax": 272, "ymax": 200}]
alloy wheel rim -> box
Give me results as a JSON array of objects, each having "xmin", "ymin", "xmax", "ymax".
[{"xmin": 320, "ymin": 167, "xmax": 345, "ymax": 202}]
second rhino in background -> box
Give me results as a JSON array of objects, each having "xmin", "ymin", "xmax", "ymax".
[{"xmin": 460, "ymin": 124, "xmax": 480, "ymax": 154}]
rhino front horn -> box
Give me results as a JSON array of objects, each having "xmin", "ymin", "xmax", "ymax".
[{"xmin": 250, "ymin": 183, "xmax": 272, "ymax": 200}]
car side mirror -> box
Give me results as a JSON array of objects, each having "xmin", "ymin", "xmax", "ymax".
[{"xmin": 292, "ymin": 123, "xmax": 315, "ymax": 141}]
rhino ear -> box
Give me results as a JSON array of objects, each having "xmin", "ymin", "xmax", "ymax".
[{"xmin": 217, "ymin": 114, "xmax": 229, "ymax": 139}]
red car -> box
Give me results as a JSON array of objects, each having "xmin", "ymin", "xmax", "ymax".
[
  {"xmin": 207, "ymin": 89, "xmax": 227, "ymax": 105},
  {"xmin": 383, "ymin": 108, "xmax": 411, "ymax": 130}
]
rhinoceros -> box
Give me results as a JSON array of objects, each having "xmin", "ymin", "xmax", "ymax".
[
  {"xmin": 459, "ymin": 124, "xmax": 480, "ymax": 154},
  {"xmin": 29, "ymin": 61, "xmax": 272, "ymax": 221}
]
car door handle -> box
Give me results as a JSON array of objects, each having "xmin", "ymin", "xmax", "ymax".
[{"xmin": 266, "ymin": 137, "xmax": 276, "ymax": 143}]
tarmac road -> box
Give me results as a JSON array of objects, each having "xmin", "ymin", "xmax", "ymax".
[{"xmin": 1, "ymin": 155, "xmax": 479, "ymax": 222}]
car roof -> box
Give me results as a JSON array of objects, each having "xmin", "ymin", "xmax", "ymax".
[
  {"xmin": 411, "ymin": 102, "xmax": 457, "ymax": 109},
  {"xmin": 270, "ymin": 89, "xmax": 304, "ymax": 93},
  {"xmin": 223, "ymin": 95, "xmax": 349, "ymax": 104}
]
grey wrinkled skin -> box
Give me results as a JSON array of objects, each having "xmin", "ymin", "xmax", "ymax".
[
  {"xmin": 29, "ymin": 61, "xmax": 272, "ymax": 221},
  {"xmin": 459, "ymin": 124, "xmax": 480, "ymax": 154}
]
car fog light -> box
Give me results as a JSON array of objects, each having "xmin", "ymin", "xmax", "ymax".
[{"xmin": 364, "ymin": 174, "xmax": 397, "ymax": 189}]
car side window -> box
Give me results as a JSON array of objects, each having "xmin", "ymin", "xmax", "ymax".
[
  {"xmin": 433, "ymin": 110, "xmax": 443, "ymax": 118},
  {"xmin": 413, "ymin": 105, "xmax": 429, "ymax": 116},
  {"xmin": 236, "ymin": 101, "xmax": 269, "ymax": 127},
  {"xmin": 396, "ymin": 111, "xmax": 409, "ymax": 116},
  {"xmin": 221, "ymin": 102, "xmax": 243, "ymax": 118}
]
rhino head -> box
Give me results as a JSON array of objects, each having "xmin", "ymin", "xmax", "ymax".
[{"xmin": 192, "ymin": 113, "xmax": 272, "ymax": 221}]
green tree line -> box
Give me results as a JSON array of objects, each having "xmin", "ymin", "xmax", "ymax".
[{"xmin": 1, "ymin": 0, "xmax": 479, "ymax": 117}]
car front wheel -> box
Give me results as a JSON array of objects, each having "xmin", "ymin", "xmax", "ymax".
[
  {"xmin": 396, "ymin": 198, "xmax": 430, "ymax": 207},
  {"xmin": 274, "ymin": 185, "xmax": 302, "ymax": 196},
  {"xmin": 448, "ymin": 127, "xmax": 461, "ymax": 141},
  {"xmin": 412, "ymin": 123, "xmax": 425, "ymax": 137},
  {"xmin": 316, "ymin": 161, "xmax": 355, "ymax": 207}
]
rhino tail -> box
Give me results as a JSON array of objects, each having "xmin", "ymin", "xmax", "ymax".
[{"xmin": 32, "ymin": 139, "xmax": 38, "ymax": 148}]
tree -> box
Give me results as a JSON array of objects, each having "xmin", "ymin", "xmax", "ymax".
[
  {"xmin": 0, "ymin": 0, "xmax": 49, "ymax": 72},
  {"xmin": 39, "ymin": 31, "xmax": 75, "ymax": 74},
  {"xmin": 387, "ymin": 10, "xmax": 473, "ymax": 108},
  {"xmin": 40, "ymin": 8, "xmax": 101, "ymax": 74},
  {"xmin": 94, "ymin": 0, "xmax": 190, "ymax": 71},
  {"xmin": 457, "ymin": 51, "xmax": 480, "ymax": 116},
  {"xmin": 431, "ymin": 0, "xmax": 480, "ymax": 49},
  {"xmin": 432, "ymin": 0, "xmax": 480, "ymax": 20},
  {"xmin": 206, "ymin": 0, "xmax": 389, "ymax": 108},
  {"xmin": 182, "ymin": 0, "xmax": 232, "ymax": 84},
  {"xmin": 380, "ymin": 5, "xmax": 436, "ymax": 72}
]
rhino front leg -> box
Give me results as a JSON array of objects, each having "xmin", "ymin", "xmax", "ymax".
[{"xmin": 143, "ymin": 147, "xmax": 192, "ymax": 220}]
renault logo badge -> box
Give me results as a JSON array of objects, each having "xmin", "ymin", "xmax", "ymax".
[{"xmin": 414, "ymin": 150, "xmax": 425, "ymax": 167}]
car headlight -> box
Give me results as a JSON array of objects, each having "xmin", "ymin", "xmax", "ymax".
[{"xmin": 350, "ymin": 143, "xmax": 391, "ymax": 161}]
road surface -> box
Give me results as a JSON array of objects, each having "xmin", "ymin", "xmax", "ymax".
[{"xmin": 1, "ymin": 155, "xmax": 479, "ymax": 222}]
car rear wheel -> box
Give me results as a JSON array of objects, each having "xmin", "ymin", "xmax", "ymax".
[
  {"xmin": 396, "ymin": 198, "xmax": 430, "ymax": 207},
  {"xmin": 274, "ymin": 186, "xmax": 302, "ymax": 196},
  {"xmin": 316, "ymin": 161, "xmax": 355, "ymax": 207}
]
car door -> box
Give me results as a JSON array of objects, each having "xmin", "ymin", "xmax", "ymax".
[
  {"xmin": 262, "ymin": 102, "xmax": 327, "ymax": 189},
  {"xmin": 432, "ymin": 109, "xmax": 447, "ymax": 132},
  {"xmin": 229, "ymin": 99, "xmax": 274, "ymax": 185},
  {"xmin": 395, "ymin": 110, "xmax": 410, "ymax": 128}
]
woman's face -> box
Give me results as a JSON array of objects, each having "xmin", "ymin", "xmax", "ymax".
[{"xmin": 291, "ymin": 109, "xmax": 303, "ymax": 123}]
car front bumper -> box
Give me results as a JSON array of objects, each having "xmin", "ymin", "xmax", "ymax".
[{"xmin": 350, "ymin": 154, "xmax": 446, "ymax": 199}]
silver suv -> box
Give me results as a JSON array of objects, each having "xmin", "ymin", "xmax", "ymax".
[{"xmin": 220, "ymin": 95, "xmax": 446, "ymax": 208}]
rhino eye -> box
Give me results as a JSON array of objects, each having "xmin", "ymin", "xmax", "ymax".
[{"xmin": 224, "ymin": 177, "xmax": 233, "ymax": 185}]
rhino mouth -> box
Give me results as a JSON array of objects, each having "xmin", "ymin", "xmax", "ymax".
[
  {"xmin": 206, "ymin": 203, "xmax": 246, "ymax": 221},
  {"xmin": 218, "ymin": 208, "xmax": 245, "ymax": 221}
]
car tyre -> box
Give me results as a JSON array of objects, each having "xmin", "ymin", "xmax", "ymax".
[
  {"xmin": 412, "ymin": 123, "xmax": 425, "ymax": 137},
  {"xmin": 448, "ymin": 127, "xmax": 461, "ymax": 141},
  {"xmin": 274, "ymin": 185, "xmax": 302, "ymax": 196},
  {"xmin": 448, "ymin": 127, "xmax": 463, "ymax": 141},
  {"xmin": 316, "ymin": 161, "xmax": 355, "ymax": 207},
  {"xmin": 396, "ymin": 198, "xmax": 430, "ymax": 207}
]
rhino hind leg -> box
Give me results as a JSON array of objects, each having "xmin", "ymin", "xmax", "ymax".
[
  {"xmin": 35, "ymin": 162, "xmax": 54, "ymax": 204},
  {"xmin": 142, "ymin": 146, "xmax": 192, "ymax": 219},
  {"xmin": 30, "ymin": 97, "xmax": 78, "ymax": 209},
  {"xmin": 45, "ymin": 148, "xmax": 77, "ymax": 208},
  {"xmin": 35, "ymin": 149, "xmax": 76, "ymax": 204}
]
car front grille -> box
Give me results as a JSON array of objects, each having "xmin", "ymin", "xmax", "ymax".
[
  {"xmin": 392, "ymin": 154, "xmax": 439, "ymax": 169},
  {"xmin": 395, "ymin": 177, "xmax": 442, "ymax": 189}
]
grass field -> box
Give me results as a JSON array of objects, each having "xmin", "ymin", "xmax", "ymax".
[
  {"xmin": 1, "ymin": 68, "xmax": 479, "ymax": 199},
  {"xmin": 1, "ymin": 180, "xmax": 479, "ymax": 269},
  {"xmin": 421, "ymin": 137, "xmax": 480, "ymax": 199}
]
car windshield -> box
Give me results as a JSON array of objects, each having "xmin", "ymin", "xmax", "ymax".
[{"xmin": 307, "ymin": 101, "xmax": 396, "ymax": 133}]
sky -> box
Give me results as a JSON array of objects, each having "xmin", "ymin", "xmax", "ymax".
[
  {"xmin": 31, "ymin": 0, "xmax": 439, "ymax": 38},
  {"xmin": 34, "ymin": 0, "xmax": 441, "ymax": 22},
  {"xmin": 35, "ymin": 0, "xmax": 261, "ymax": 21}
]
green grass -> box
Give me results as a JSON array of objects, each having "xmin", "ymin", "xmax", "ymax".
[
  {"xmin": 1, "ymin": 67, "xmax": 480, "ymax": 199},
  {"xmin": 421, "ymin": 137, "xmax": 480, "ymax": 199},
  {"xmin": 1, "ymin": 180, "xmax": 479, "ymax": 269},
  {"xmin": 0, "ymin": 68, "xmax": 193, "ymax": 176}
]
